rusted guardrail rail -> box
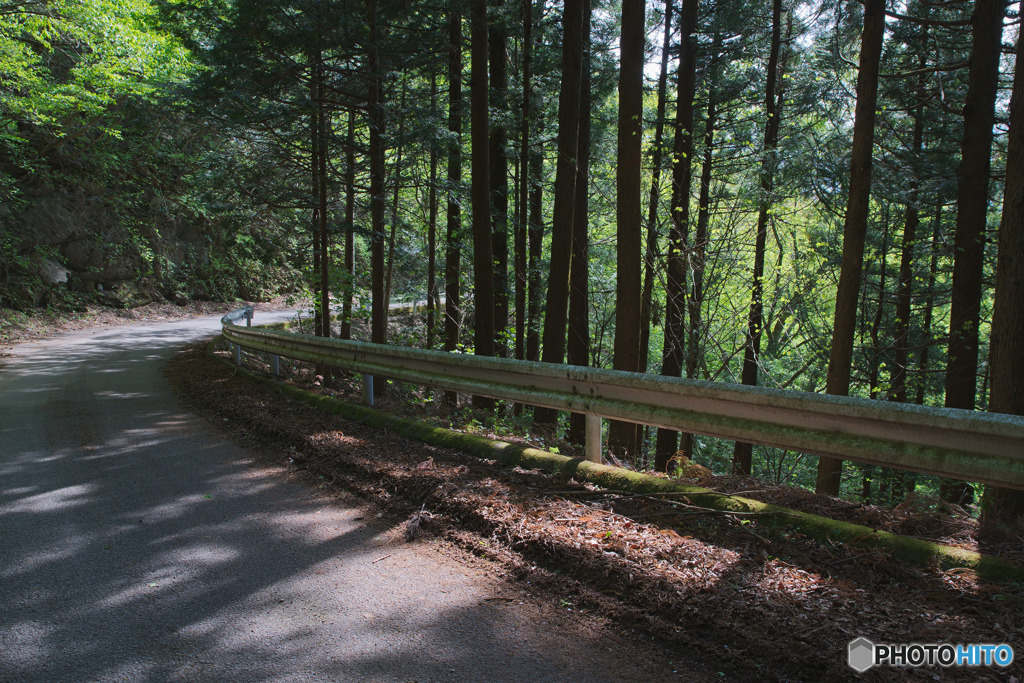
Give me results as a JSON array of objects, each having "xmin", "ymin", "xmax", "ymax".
[{"xmin": 222, "ymin": 308, "xmax": 1024, "ymax": 490}]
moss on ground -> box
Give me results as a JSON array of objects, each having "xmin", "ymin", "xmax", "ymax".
[{"xmin": 209, "ymin": 336, "xmax": 1024, "ymax": 584}]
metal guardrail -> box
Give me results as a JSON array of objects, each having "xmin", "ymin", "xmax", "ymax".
[{"xmin": 221, "ymin": 308, "xmax": 1024, "ymax": 490}]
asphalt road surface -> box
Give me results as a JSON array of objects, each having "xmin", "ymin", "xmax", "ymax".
[{"xmin": 0, "ymin": 312, "xmax": 694, "ymax": 682}]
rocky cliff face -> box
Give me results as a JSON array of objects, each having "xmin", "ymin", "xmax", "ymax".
[{"xmin": 2, "ymin": 177, "xmax": 214, "ymax": 309}]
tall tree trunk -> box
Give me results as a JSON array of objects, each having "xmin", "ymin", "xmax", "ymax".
[
  {"xmin": 815, "ymin": 0, "xmax": 885, "ymax": 495},
  {"xmin": 515, "ymin": 0, "xmax": 533, "ymax": 367},
  {"xmin": 868, "ymin": 214, "xmax": 890, "ymax": 402},
  {"xmin": 526, "ymin": 143, "xmax": 544, "ymax": 363},
  {"xmin": 316, "ymin": 57, "xmax": 329, "ymax": 343},
  {"xmin": 915, "ymin": 205, "xmax": 943, "ymax": 407},
  {"xmin": 310, "ymin": 63, "xmax": 321, "ymax": 338},
  {"xmin": 567, "ymin": 0, "xmax": 592, "ymax": 445},
  {"xmin": 340, "ymin": 108, "xmax": 356, "ymax": 341},
  {"xmin": 980, "ymin": 31, "xmax": 1024, "ymax": 529},
  {"xmin": 861, "ymin": 215, "xmax": 887, "ymax": 503},
  {"xmin": 490, "ymin": 0, "xmax": 510, "ymax": 356},
  {"xmin": 512, "ymin": 0, "xmax": 535, "ymax": 416},
  {"xmin": 444, "ymin": 7, "xmax": 464, "ymax": 405},
  {"xmin": 606, "ymin": 0, "xmax": 647, "ymax": 458},
  {"xmin": 427, "ymin": 74, "xmax": 439, "ymax": 350},
  {"xmin": 367, "ymin": 0, "xmax": 388, "ymax": 397},
  {"xmin": 309, "ymin": 47, "xmax": 329, "ymax": 342},
  {"xmin": 385, "ymin": 79, "xmax": 408, "ymax": 309},
  {"xmin": 534, "ymin": 0, "xmax": 585, "ymax": 427},
  {"xmin": 639, "ymin": 0, "xmax": 676, "ymax": 375},
  {"xmin": 734, "ymin": 0, "xmax": 785, "ymax": 475},
  {"xmin": 471, "ymin": 0, "xmax": 495, "ymax": 408},
  {"xmin": 681, "ymin": 37, "xmax": 722, "ymax": 460},
  {"xmin": 891, "ymin": 47, "xmax": 928, "ymax": 404},
  {"xmin": 650, "ymin": 0, "xmax": 698, "ymax": 468},
  {"xmin": 940, "ymin": 0, "xmax": 1006, "ymax": 505}
]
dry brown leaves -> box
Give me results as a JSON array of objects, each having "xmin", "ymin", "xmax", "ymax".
[{"xmin": 168, "ymin": 345, "xmax": 1024, "ymax": 682}]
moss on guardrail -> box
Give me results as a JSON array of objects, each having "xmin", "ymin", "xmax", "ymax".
[{"xmin": 207, "ymin": 336, "xmax": 1024, "ymax": 584}]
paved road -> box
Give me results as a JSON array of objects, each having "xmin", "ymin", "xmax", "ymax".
[{"xmin": 0, "ymin": 312, "xmax": 690, "ymax": 682}]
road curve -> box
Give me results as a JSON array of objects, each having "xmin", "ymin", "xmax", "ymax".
[{"xmin": 0, "ymin": 312, "xmax": 691, "ymax": 682}]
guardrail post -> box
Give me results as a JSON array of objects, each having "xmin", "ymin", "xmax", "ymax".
[
  {"xmin": 585, "ymin": 414, "xmax": 602, "ymax": 463},
  {"xmin": 233, "ymin": 343, "xmax": 241, "ymax": 366},
  {"xmin": 271, "ymin": 354, "xmax": 280, "ymax": 377},
  {"xmin": 244, "ymin": 305, "xmax": 254, "ymax": 327},
  {"xmin": 362, "ymin": 374, "xmax": 374, "ymax": 407}
]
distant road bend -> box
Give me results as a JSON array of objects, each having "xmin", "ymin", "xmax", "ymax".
[{"xmin": 0, "ymin": 311, "xmax": 696, "ymax": 682}]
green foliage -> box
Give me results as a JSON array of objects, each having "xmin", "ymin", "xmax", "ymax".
[
  {"xmin": 0, "ymin": 0, "xmax": 192, "ymax": 146},
  {"xmin": 0, "ymin": 0, "xmax": 302, "ymax": 311},
  {"xmin": 0, "ymin": 0, "xmax": 1015, "ymax": 511}
]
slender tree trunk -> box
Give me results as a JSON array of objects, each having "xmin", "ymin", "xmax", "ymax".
[
  {"xmin": 892, "ymin": 56, "xmax": 928, "ymax": 404},
  {"xmin": 534, "ymin": 0, "xmax": 585, "ymax": 427},
  {"xmin": 471, "ymin": 0, "xmax": 495, "ymax": 408},
  {"xmin": 340, "ymin": 108, "xmax": 356, "ymax": 341},
  {"xmin": 639, "ymin": 0, "xmax": 676, "ymax": 375},
  {"xmin": 427, "ymin": 74, "xmax": 439, "ymax": 350},
  {"xmin": 316, "ymin": 58, "xmax": 329, "ymax": 343},
  {"xmin": 309, "ymin": 47, "xmax": 328, "ymax": 342},
  {"xmin": 310, "ymin": 60, "xmax": 321, "ymax": 337},
  {"xmin": 980, "ymin": 31, "xmax": 1024, "ymax": 529},
  {"xmin": 815, "ymin": 0, "xmax": 885, "ymax": 495},
  {"xmin": 385, "ymin": 79, "xmax": 408, "ymax": 309},
  {"xmin": 515, "ymin": 0, "xmax": 533, "ymax": 367},
  {"xmin": 513, "ymin": 153, "xmax": 526, "ymax": 363},
  {"xmin": 940, "ymin": 0, "xmax": 1006, "ymax": 505},
  {"xmin": 681, "ymin": 39, "xmax": 721, "ymax": 459},
  {"xmin": 651, "ymin": 0, "xmax": 697, "ymax": 468},
  {"xmin": 567, "ymin": 0, "xmax": 592, "ymax": 445},
  {"xmin": 868, "ymin": 215, "xmax": 890, "ymax": 402},
  {"xmin": 490, "ymin": 0, "xmax": 510, "ymax": 356},
  {"xmin": 367, "ymin": 0, "xmax": 387, "ymax": 370},
  {"xmin": 734, "ymin": 0, "xmax": 785, "ymax": 475},
  {"xmin": 526, "ymin": 145, "xmax": 544, "ymax": 363},
  {"xmin": 861, "ymin": 207, "xmax": 882, "ymax": 506},
  {"xmin": 512, "ymin": 0, "xmax": 534, "ymax": 416},
  {"xmin": 444, "ymin": 8, "xmax": 464, "ymax": 405},
  {"xmin": 915, "ymin": 205, "xmax": 943, "ymax": 407}
]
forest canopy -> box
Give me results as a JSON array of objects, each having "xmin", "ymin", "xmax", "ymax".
[{"xmin": 1, "ymin": 0, "xmax": 1022, "ymax": 525}]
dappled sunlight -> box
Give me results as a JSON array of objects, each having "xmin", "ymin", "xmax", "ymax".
[
  {"xmin": 0, "ymin": 483, "xmax": 96, "ymax": 516},
  {"xmin": 4, "ymin": 304, "xmax": 617, "ymax": 680},
  {"xmin": 0, "ymin": 620, "xmax": 52, "ymax": 667},
  {"xmin": 92, "ymin": 390, "xmax": 153, "ymax": 400},
  {"xmin": 1, "ymin": 539, "xmax": 92, "ymax": 580},
  {"xmin": 1, "ymin": 311, "xmax": 878, "ymax": 679},
  {"xmin": 0, "ymin": 485, "xmax": 39, "ymax": 498},
  {"xmin": 129, "ymin": 495, "xmax": 216, "ymax": 527}
]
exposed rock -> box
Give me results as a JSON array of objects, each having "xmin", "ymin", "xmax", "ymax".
[{"xmin": 39, "ymin": 258, "xmax": 70, "ymax": 284}]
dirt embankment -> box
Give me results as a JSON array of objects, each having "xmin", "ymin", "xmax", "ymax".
[{"xmin": 168, "ymin": 343, "xmax": 1024, "ymax": 682}]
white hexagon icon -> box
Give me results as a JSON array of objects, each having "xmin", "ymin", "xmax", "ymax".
[{"xmin": 848, "ymin": 637, "xmax": 875, "ymax": 673}]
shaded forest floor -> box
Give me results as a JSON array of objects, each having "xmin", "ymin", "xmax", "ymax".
[
  {"xmin": 256, "ymin": 311, "xmax": 1024, "ymax": 570},
  {"xmin": 168, "ymin": 339, "xmax": 1024, "ymax": 682}
]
